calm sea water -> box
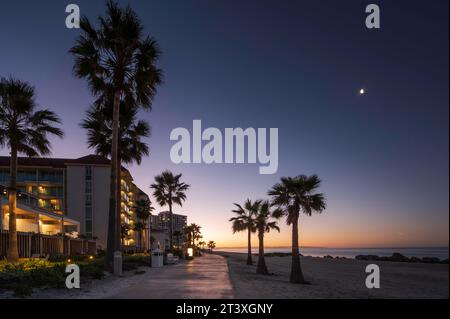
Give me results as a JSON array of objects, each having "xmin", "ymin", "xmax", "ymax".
[{"xmin": 216, "ymin": 247, "xmax": 449, "ymax": 259}]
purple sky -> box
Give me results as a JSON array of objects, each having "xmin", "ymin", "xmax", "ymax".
[{"xmin": 0, "ymin": 0, "xmax": 448, "ymax": 248}]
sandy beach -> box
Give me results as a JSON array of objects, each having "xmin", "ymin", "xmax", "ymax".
[
  {"xmin": 219, "ymin": 252, "xmax": 449, "ymax": 299},
  {"xmin": 1, "ymin": 253, "xmax": 447, "ymax": 299}
]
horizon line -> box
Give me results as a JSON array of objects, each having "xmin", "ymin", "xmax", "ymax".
[{"xmin": 216, "ymin": 245, "xmax": 450, "ymax": 250}]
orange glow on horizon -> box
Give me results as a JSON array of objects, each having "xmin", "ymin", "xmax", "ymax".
[{"xmin": 201, "ymin": 216, "xmax": 449, "ymax": 250}]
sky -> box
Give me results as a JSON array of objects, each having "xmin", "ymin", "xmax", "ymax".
[{"xmin": 0, "ymin": 0, "xmax": 448, "ymax": 248}]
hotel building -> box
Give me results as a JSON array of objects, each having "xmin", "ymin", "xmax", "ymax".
[{"xmin": 0, "ymin": 155, "xmax": 151, "ymax": 251}]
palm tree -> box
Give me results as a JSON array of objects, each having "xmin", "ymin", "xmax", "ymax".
[
  {"xmin": 255, "ymin": 201, "xmax": 281, "ymax": 275},
  {"xmin": 229, "ymin": 199, "xmax": 260, "ymax": 265},
  {"xmin": 134, "ymin": 198, "xmax": 154, "ymax": 250},
  {"xmin": 207, "ymin": 241, "xmax": 216, "ymax": 253},
  {"xmin": 0, "ymin": 77, "xmax": 64, "ymax": 262},
  {"xmin": 192, "ymin": 224, "xmax": 202, "ymax": 247},
  {"xmin": 198, "ymin": 241, "xmax": 206, "ymax": 250},
  {"xmin": 183, "ymin": 223, "xmax": 201, "ymax": 253},
  {"xmin": 70, "ymin": 0, "xmax": 162, "ymax": 263},
  {"xmin": 132, "ymin": 221, "xmax": 146, "ymax": 249},
  {"xmin": 183, "ymin": 225, "xmax": 193, "ymax": 248},
  {"xmin": 268, "ymin": 175, "xmax": 326, "ymax": 284},
  {"xmin": 120, "ymin": 221, "xmax": 131, "ymax": 245},
  {"xmin": 151, "ymin": 171, "xmax": 190, "ymax": 251},
  {"xmin": 80, "ymin": 99, "xmax": 151, "ymax": 258}
]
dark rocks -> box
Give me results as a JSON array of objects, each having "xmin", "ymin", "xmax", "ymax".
[
  {"xmin": 389, "ymin": 253, "xmax": 410, "ymax": 262},
  {"xmin": 410, "ymin": 257, "xmax": 422, "ymax": 263},
  {"xmin": 355, "ymin": 255, "xmax": 383, "ymax": 261},
  {"xmin": 355, "ymin": 253, "xmax": 444, "ymax": 264},
  {"xmin": 356, "ymin": 255, "xmax": 369, "ymax": 261},
  {"xmin": 323, "ymin": 255, "xmax": 334, "ymax": 259}
]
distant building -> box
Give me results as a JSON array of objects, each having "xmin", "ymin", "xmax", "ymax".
[
  {"xmin": 0, "ymin": 155, "xmax": 151, "ymax": 251},
  {"xmin": 158, "ymin": 211, "xmax": 187, "ymax": 233},
  {"xmin": 150, "ymin": 211, "xmax": 187, "ymax": 250}
]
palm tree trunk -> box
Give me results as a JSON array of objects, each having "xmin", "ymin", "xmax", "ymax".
[
  {"xmin": 116, "ymin": 155, "xmax": 121, "ymax": 248},
  {"xmin": 168, "ymin": 201, "xmax": 173, "ymax": 252},
  {"xmin": 246, "ymin": 226, "xmax": 253, "ymax": 265},
  {"xmin": 290, "ymin": 214, "xmax": 307, "ymax": 284},
  {"xmin": 106, "ymin": 168, "xmax": 116, "ymax": 263},
  {"xmin": 7, "ymin": 147, "xmax": 19, "ymax": 262},
  {"xmin": 106, "ymin": 90, "xmax": 121, "ymax": 264},
  {"xmin": 256, "ymin": 228, "xmax": 268, "ymax": 275}
]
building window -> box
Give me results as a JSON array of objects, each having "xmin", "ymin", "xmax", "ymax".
[
  {"xmin": 85, "ymin": 166, "xmax": 93, "ymax": 239},
  {"xmin": 38, "ymin": 170, "xmax": 63, "ymax": 183},
  {"xmin": 85, "ymin": 166, "xmax": 92, "ymax": 180},
  {"xmin": 85, "ymin": 206, "xmax": 92, "ymax": 219},
  {"xmin": 85, "ymin": 181, "xmax": 92, "ymax": 193},
  {"xmin": 86, "ymin": 220, "xmax": 92, "ymax": 234}
]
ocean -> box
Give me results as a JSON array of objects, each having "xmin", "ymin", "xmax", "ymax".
[{"xmin": 216, "ymin": 247, "xmax": 449, "ymax": 259}]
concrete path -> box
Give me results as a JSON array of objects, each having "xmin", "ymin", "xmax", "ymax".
[{"xmin": 110, "ymin": 254, "xmax": 234, "ymax": 299}]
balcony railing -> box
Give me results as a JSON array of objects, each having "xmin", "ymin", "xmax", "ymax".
[{"xmin": 0, "ymin": 230, "xmax": 97, "ymax": 258}]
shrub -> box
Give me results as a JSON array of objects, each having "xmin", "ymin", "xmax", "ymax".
[
  {"xmin": 0, "ymin": 259, "xmax": 66, "ymax": 297},
  {"xmin": 0, "ymin": 257, "xmax": 106, "ymax": 297},
  {"xmin": 79, "ymin": 261, "xmax": 105, "ymax": 280}
]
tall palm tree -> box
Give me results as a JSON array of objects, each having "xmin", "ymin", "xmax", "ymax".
[
  {"xmin": 183, "ymin": 223, "xmax": 202, "ymax": 253},
  {"xmin": 0, "ymin": 77, "xmax": 64, "ymax": 262},
  {"xmin": 229, "ymin": 199, "xmax": 260, "ymax": 265},
  {"xmin": 151, "ymin": 171, "xmax": 190, "ymax": 251},
  {"xmin": 268, "ymin": 175, "xmax": 326, "ymax": 284},
  {"xmin": 81, "ymin": 100, "xmax": 150, "ymax": 249},
  {"xmin": 183, "ymin": 225, "xmax": 193, "ymax": 248},
  {"xmin": 80, "ymin": 100, "xmax": 151, "ymax": 255},
  {"xmin": 134, "ymin": 198, "xmax": 154, "ymax": 250},
  {"xmin": 255, "ymin": 201, "xmax": 282, "ymax": 275},
  {"xmin": 120, "ymin": 221, "xmax": 131, "ymax": 245},
  {"xmin": 132, "ymin": 221, "xmax": 145, "ymax": 249},
  {"xmin": 70, "ymin": 0, "xmax": 162, "ymax": 263}
]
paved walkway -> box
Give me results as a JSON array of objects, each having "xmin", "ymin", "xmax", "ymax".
[{"xmin": 110, "ymin": 254, "xmax": 234, "ymax": 299}]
